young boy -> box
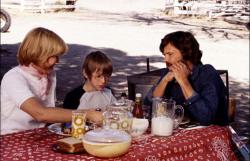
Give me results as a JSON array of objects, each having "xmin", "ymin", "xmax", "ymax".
[
  {"xmin": 63, "ymin": 51, "xmax": 116, "ymax": 110},
  {"xmin": 62, "ymin": 51, "xmax": 116, "ymax": 131}
]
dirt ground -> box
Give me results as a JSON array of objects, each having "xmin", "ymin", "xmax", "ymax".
[{"xmin": 0, "ymin": 3, "xmax": 249, "ymax": 142}]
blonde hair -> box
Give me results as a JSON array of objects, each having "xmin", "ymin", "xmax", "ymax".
[{"xmin": 17, "ymin": 27, "xmax": 68, "ymax": 66}]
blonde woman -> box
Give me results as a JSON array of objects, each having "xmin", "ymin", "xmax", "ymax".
[{"xmin": 0, "ymin": 27, "xmax": 102, "ymax": 134}]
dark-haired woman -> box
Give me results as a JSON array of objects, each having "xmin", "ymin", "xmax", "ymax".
[{"xmin": 145, "ymin": 31, "xmax": 228, "ymax": 126}]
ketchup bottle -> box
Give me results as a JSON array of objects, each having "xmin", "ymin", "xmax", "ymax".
[{"xmin": 132, "ymin": 93, "xmax": 144, "ymax": 118}]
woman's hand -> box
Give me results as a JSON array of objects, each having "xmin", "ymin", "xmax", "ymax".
[
  {"xmin": 162, "ymin": 71, "xmax": 175, "ymax": 83},
  {"xmin": 169, "ymin": 61, "xmax": 190, "ymax": 86},
  {"xmin": 169, "ymin": 61, "xmax": 195, "ymax": 99},
  {"xmin": 153, "ymin": 71, "xmax": 174, "ymax": 98},
  {"xmin": 86, "ymin": 110, "xmax": 103, "ymax": 126}
]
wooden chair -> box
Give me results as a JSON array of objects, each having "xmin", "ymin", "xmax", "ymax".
[
  {"xmin": 127, "ymin": 73, "xmax": 161, "ymax": 101},
  {"xmin": 217, "ymin": 70, "xmax": 236, "ymax": 123}
]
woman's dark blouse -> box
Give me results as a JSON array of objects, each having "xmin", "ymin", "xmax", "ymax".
[{"xmin": 145, "ymin": 64, "xmax": 229, "ymax": 126}]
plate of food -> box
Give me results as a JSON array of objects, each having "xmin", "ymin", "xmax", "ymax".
[
  {"xmin": 47, "ymin": 123, "xmax": 71, "ymax": 136},
  {"xmin": 180, "ymin": 117, "xmax": 190, "ymax": 125},
  {"xmin": 48, "ymin": 122, "xmax": 95, "ymax": 136}
]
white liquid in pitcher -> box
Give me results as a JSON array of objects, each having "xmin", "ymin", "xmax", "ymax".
[{"xmin": 151, "ymin": 116, "xmax": 174, "ymax": 136}]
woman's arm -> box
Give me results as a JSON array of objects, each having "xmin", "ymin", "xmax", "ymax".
[
  {"xmin": 185, "ymin": 84, "xmax": 218, "ymax": 125},
  {"xmin": 170, "ymin": 61, "xmax": 195, "ymax": 99},
  {"xmin": 153, "ymin": 72, "xmax": 174, "ymax": 97},
  {"xmin": 21, "ymin": 97, "xmax": 103, "ymax": 124},
  {"xmin": 21, "ymin": 97, "xmax": 72, "ymax": 123},
  {"xmin": 183, "ymin": 66, "xmax": 227, "ymax": 125}
]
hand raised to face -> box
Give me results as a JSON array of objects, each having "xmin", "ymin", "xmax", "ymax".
[
  {"xmin": 163, "ymin": 71, "xmax": 175, "ymax": 83},
  {"xmin": 168, "ymin": 61, "xmax": 191, "ymax": 85}
]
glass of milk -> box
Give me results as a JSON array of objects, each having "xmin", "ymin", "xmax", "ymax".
[{"xmin": 151, "ymin": 98, "xmax": 184, "ymax": 136}]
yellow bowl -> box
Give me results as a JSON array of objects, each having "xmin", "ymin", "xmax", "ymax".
[
  {"xmin": 82, "ymin": 129, "xmax": 131, "ymax": 158},
  {"xmin": 82, "ymin": 139, "xmax": 131, "ymax": 158}
]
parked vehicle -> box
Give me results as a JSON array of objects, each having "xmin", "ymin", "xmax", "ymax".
[
  {"xmin": 66, "ymin": 0, "xmax": 77, "ymax": 11},
  {"xmin": 0, "ymin": 8, "xmax": 11, "ymax": 32}
]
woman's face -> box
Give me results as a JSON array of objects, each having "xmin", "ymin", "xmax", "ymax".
[
  {"xmin": 162, "ymin": 43, "xmax": 183, "ymax": 70},
  {"xmin": 33, "ymin": 55, "xmax": 59, "ymax": 75},
  {"xmin": 85, "ymin": 70, "xmax": 110, "ymax": 91}
]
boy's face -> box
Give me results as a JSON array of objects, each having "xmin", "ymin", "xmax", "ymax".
[{"xmin": 86, "ymin": 70, "xmax": 110, "ymax": 91}]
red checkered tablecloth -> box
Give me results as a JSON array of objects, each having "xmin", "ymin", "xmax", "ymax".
[{"xmin": 0, "ymin": 125, "xmax": 238, "ymax": 161}]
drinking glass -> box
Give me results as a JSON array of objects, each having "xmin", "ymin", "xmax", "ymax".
[{"xmin": 71, "ymin": 110, "xmax": 86, "ymax": 138}]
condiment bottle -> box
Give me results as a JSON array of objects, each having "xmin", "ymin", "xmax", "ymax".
[{"xmin": 132, "ymin": 93, "xmax": 143, "ymax": 118}]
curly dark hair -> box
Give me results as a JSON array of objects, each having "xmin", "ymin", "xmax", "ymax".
[{"xmin": 159, "ymin": 31, "xmax": 202, "ymax": 65}]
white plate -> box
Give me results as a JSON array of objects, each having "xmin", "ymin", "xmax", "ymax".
[
  {"xmin": 180, "ymin": 117, "xmax": 190, "ymax": 125},
  {"xmin": 184, "ymin": 126, "xmax": 207, "ymax": 130},
  {"xmin": 47, "ymin": 123, "xmax": 71, "ymax": 136}
]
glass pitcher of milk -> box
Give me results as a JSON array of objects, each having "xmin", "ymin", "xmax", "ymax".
[{"xmin": 151, "ymin": 98, "xmax": 184, "ymax": 136}]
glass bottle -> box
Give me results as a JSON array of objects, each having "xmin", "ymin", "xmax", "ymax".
[{"xmin": 132, "ymin": 93, "xmax": 143, "ymax": 118}]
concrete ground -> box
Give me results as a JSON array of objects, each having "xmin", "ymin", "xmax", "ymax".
[{"xmin": 1, "ymin": 0, "xmax": 249, "ymax": 144}]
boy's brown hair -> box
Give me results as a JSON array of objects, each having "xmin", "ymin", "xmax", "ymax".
[
  {"xmin": 17, "ymin": 27, "xmax": 68, "ymax": 66},
  {"xmin": 82, "ymin": 51, "xmax": 113, "ymax": 80}
]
